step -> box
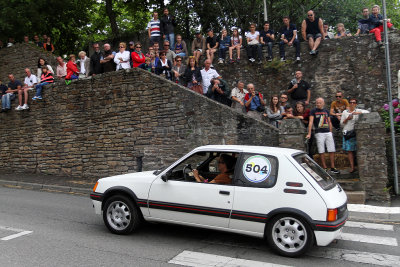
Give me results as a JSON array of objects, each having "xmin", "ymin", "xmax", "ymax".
[
  {"xmin": 337, "ymin": 178, "xmax": 363, "ymax": 191},
  {"xmin": 345, "ymin": 191, "xmax": 366, "ymax": 204}
]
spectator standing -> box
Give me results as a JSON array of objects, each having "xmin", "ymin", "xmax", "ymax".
[
  {"xmin": 128, "ymin": 41, "xmax": 135, "ymax": 67},
  {"xmin": 101, "ymin": 43, "xmax": 116, "ymax": 73},
  {"xmin": 163, "ymin": 40, "xmax": 176, "ymax": 63},
  {"xmin": 149, "ymin": 51, "xmax": 158, "ymax": 73},
  {"xmin": 146, "ymin": 46, "xmax": 155, "ymax": 58},
  {"xmin": 330, "ymin": 91, "xmax": 349, "ymax": 130},
  {"xmin": 2, "ymin": 74, "xmax": 22, "ymax": 111},
  {"xmin": 183, "ymin": 56, "xmax": 202, "ymax": 94},
  {"xmin": 340, "ymin": 98, "xmax": 370, "ymax": 173},
  {"xmin": 280, "ymin": 93, "xmax": 290, "ymax": 110},
  {"xmin": 244, "ymin": 83, "xmax": 266, "ymax": 120},
  {"xmin": 229, "ymin": 28, "xmax": 242, "ymax": 63},
  {"xmin": 23, "ymin": 36, "xmax": 32, "ymax": 44},
  {"xmin": 153, "ymin": 42, "xmax": 160, "ymax": 57},
  {"xmin": 37, "ymin": 57, "xmax": 54, "ymax": 78},
  {"xmin": 306, "ymin": 97, "xmax": 339, "ymax": 174},
  {"xmin": 78, "ymin": 51, "xmax": 90, "ymax": 78},
  {"xmin": 56, "ymin": 56, "xmax": 67, "ymax": 79},
  {"xmin": 323, "ymin": 23, "xmax": 335, "ymax": 39},
  {"xmin": 217, "ymin": 28, "xmax": 230, "ymax": 64},
  {"xmin": 42, "ymin": 34, "xmax": 48, "ymax": 45},
  {"xmin": 230, "ymin": 81, "xmax": 248, "ymax": 113},
  {"xmin": 89, "ymin": 43, "xmax": 102, "ymax": 76},
  {"xmin": 172, "ymin": 56, "xmax": 186, "ymax": 84},
  {"xmin": 148, "ymin": 11, "xmax": 161, "ymax": 46},
  {"xmin": 355, "ymin": 8, "xmax": 371, "ymax": 36},
  {"xmin": 155, "ymin": 51, "xmax": 172, "ymax": 80},
  {"xmin": 32, "ymin": 66, "xmax": 54, "ymax": 100},
  {"xmin": 65, "ymin": 54, "xmax": 79, "ymax": 84},
  {"xmin": 294, "ymin": 101, "xmax": 311, "ymax": 127},
  {"xmin": 16, "ymin": 68, "xmax": 38, "ymax": 110},
  {"xmin": 335, "ymin": 23, "xmax": 352, "ymax": 38},
  {"xmin": 200, "ymin": 59, "xmax": 221, "ymax": 94},
  {"xmin": 245, "ymin": 23, "xmax": 263, "ymax": 64},
  {"xmin": 33, "ymin": 35, "xmax": 42, "ymax": 47},
  {"xmin": 279, "ymin": 17, "xmax": 301, "ymax": 62},
  {"xmin": 301, "ymin": 10, "xmax": 324, "ymax": 55},
  {"xmin": 264, "ymin": 95, "xmax": 283, "ymax": 127},
  {"xmin": 369, "ymin": 5, "xmax": 395, "ymax": 46},
  {"xmin": 174, "ymin": 34, "xmax": 188, "ymax": 58},
  {"xmin": 114, "ymin": 42, "xmax": 131, "ymax": 70},
  {"xmin": 192, "ymin": 31, "xmax": 206, "ymax": 63},
  {"xmin": 206, "ymin": 29, "xmax": 219, "ymax": 65},
  {"xmin": 160, "ymin": 8, "xmax": 176, "ymax": 49},
  {"xmin": 282, "ymin": 106, "xmax": 295, "ymax": 119},
  {"xmin": 287, "ymin": 70, "xmax": 311, "ymax": 107},
  {"xmin": 260, "ymin": 22, "xmax": 275, "ymax": 61},
  {"xmin": 43, "ymin": 37, "xmax": 55, "ymax": 53},
  {"xmin": 131, "ymin": 42, "xmax": 146, "ymax": 69},
  {"xmin": 0, "ymin": 40, "xmax": 3, "ymax": 49},
  {"xmin": 206, "ymin": 78, "xmax": 231, "ymax": 106}
]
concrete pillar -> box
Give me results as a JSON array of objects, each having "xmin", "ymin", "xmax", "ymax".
[{"xmin": 278, "ymin": 119, "xmax": 306, "ymax": 151}]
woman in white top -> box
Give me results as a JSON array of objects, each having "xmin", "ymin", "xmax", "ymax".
[
  {"xmin": 78, "ymin": 51, "xmax": 90, "ymax": 78},
  {"xmin": 229, "ymin": 28, "xmax": 242, "ymax": 63},
  {"xmin": 114, "ymin": 42, "xmax": 131, "ymax": 70},
  {"xmin": 245, "ymin": 23, "xmax": 263, "ymax": 63},
  {"xmin": 264, "ymin": 95, "xmax": 283, "ymax": 128},
  {"xmin": 37, "ymin": 57, "xmax": 54, "ymax": 78}
]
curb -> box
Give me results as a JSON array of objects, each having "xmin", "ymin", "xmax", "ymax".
[{"xmin": 0, "ymin": 179, "xmax": 92, "ymax": 194}]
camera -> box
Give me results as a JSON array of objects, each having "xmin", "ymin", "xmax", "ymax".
[{"xmin": 291, "ymin": 79, "xmax": 297, "ymax": 85}]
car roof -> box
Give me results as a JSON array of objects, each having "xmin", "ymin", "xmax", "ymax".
[{"xmin": 193, "ymin": 145, "xmax": 302, "ymax": 157}]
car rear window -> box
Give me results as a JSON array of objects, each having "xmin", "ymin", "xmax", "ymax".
[{"xmin": 293, "ymin": 153, "xmax": 336, "ymax": 190}]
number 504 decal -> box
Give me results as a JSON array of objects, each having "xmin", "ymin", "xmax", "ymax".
[{"xmin": 242, "ymin": 155, "xmax": 272, "ymax": 183}]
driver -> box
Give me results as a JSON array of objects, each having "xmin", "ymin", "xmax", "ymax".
[{"xmin": 193, "ymin": 154, "xmax": 236, "ymax": 184}]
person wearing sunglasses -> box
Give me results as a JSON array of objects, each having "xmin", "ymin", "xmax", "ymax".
[
  {"xmin": 193, "ymin": 154, "xmax": 236, "ymax": 184},
  {"xmin": 301, "ymin": 10, "xmax": 324, "ymax": 56},
  {"xmin": 131, "ymin": 42, "xmax": 146, "ymax": 69},
  {"xmin": 330, "ymin": 91, "xmax": 349, "ymax": 130},
  {"xmin": 114, "ymin": 42, "xmax": 131, "ymax": 70},
  {"xmin": 155, "ymin": 51, "xmax": 172, "ymax": 80},
  {"xmin": 340, "ymin": 99, "xmax": 369, "ymax": 173},
  {"xmin": 172, "ymin": 55, "xmax": 186, "ymax": 84},
  {"xmin": 163, "ymin": 40, "xmax": 176, "ymax": 63}
]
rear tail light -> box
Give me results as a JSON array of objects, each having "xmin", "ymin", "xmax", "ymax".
[
  {"xmin": 327, "ymin": 208, "xmax": 338, "ymax": 222},
  {"xmin": 92, "ymin": 181, "xmax": 99, "ymax": 192}
]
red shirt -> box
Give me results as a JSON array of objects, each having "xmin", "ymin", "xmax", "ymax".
[{"xmin": 131, "ymin": 51, "xmax": 146, "ymax": 68}]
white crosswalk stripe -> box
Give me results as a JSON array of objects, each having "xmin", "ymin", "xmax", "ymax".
[
  {"xmin": 338, "ymin": 232, "xmax": 398, "ymax": 246},
  {"xmin": 345, "ymin": 221, "xmax": 394, "ymax": 231}
]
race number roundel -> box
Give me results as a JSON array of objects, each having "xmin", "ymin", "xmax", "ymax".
[{"xmin": 242, "ymin": 155, "xmax": 271, "ymax": 183}]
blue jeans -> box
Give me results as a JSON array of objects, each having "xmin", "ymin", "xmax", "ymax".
[
  {"xmin": 176, "ymin": 52, "xmax": 186, "ymax": 57},
  {"xmin": 1, "ymin": 93, "xmax": 16, "ymax": 109},
  {"xmin": 35, "ymin": 82, "xmax": 50, "ymax": 97},
  {"xmin": 218, "ymin": 47, "xmax": 228, "ymax": 60},
  {"xmin": 246, "ymin": 44, "xmax": 263, "ymax": 60},
  {"xmin": 263, "ymin": 42, "xmax": 273, "ymax": 58},
  {"xmin": 164, "ymin": 33, "xmax": 175, "ymax": 49},
  {"xmin": 279, "ymin": 39, "xmax": 300, "ymax": 58}
]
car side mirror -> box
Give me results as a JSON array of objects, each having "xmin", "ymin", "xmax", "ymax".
[{"xmin": 161, "ymin": 171, "xmax": 171, "ymax": 182}]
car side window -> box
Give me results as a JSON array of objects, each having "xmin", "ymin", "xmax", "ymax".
[{"xmin": 234, "ymin": 153, "xmax": 279, "ymax": 188}]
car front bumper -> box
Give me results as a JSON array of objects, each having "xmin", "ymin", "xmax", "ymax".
[{"xmin": 92, "ymin": 200, "xmax": 102, "ymax": 215}]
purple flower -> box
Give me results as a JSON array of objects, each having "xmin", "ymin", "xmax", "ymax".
[
  {"xmin": 383, "ymin": 104, "xmax": 390, "ymax": 111},
  {"xmin": 395, "ymin": 116, "xmax": 400, "ymax": 123},
  {"xmin": 392, "ymin": 99, "xmax": 399, "ymax": 107},
  {"xmin": 395, "ymin": 108, "xmax": 400, "ymax": 113}
]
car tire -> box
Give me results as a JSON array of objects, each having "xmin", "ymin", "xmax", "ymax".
[
  {"xmin": 266, "ymin": 214, "xmax": 314, "ymax": 257},
  {"xmin": 103, "ymin": 195, "xmax": 141, "ymax": 235}
]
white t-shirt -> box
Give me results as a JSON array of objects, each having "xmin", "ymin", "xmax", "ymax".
[
  {"xmin": 340, "ymin": 108, "xmax": 370, "ymax": 132},
  {"xmin": 24, "ymin": 74, "xmax": 38, "ymax": 88},
  {"xmin": 200, "ymin": 68, "xmax": 220, "ymax": 94},
  {"xmin": 245, "ymin": 31, "xmax": 260, "ymax": 41}
]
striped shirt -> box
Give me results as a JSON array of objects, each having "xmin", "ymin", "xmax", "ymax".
[{"xmin": 147, "ymin": 19, "xmax": 161, "ymax": 37}]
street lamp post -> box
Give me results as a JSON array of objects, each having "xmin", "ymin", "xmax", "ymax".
[{"xmin": 263, "ymin": 0, "xmax": 268, "ymax": 22}]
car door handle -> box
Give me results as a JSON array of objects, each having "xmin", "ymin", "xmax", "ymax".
[{"xmin": 219, "ymin": 190, "xmax": 230, "ymax": 195}]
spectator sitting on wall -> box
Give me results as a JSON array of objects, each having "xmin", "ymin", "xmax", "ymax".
[
  {"xmin": 131, "ymin": 42, "xmax": 146, "ymax": 69},
  {"xmin": 33, "ymin": 35, "xmax": 42, "ymax": 48},
  {"xmin": 287, "ymin": 70, "xmax": 311, "ymax": 107},
  {"xmin": 340, "ymin": 98, "xmax": 370, "ymax": 173},
  {"xmin": 56, "ymin": 56, "xmax": 67, "ymax": 79},
  {"xmin": 330, "ymin": 91, "xmax": 349, "ymax": 130},
  {"xmin": 206, "ymin": 29, "xmax": 219, "ymax": 66},
  {"xmin": 306, "ymin": 97, "xmax": 340, "ymax": 174},
  {"xmin": 279, "ymin": 16, "xmax": 301, "ymax": 62},
  {"xmin": 101, "ymin": 43, "xmax": 116, "ymax": 73},
  {"xmin": 23, "ymin": 36, "xmax": 32, "ymax": 44},
  {"xmin": 7, "ymin": 37, "xmax": 15, "ymax": 47},
  {"xmin": 293, "ymin": 101, "xmax": 310, "ymax": 127},
  {"xmin": 78, "ymin": 51, "xmax": 90, "ymax": 78},
  {"xmin": 244, "ymin": 83, "xmax": 266, "ymax": 120},
  {"xmin": 148, "ymin": 11, "xmax": 161, "ymax": 46},
  {"xmin": 89, "ymin": 43, "xmax": 103, "ymax": 76},
  {"xmin": 200, "ymin": 59, "xmax": 221, "ymax": 94},
  {"xmin": 355, "ymin": 7, "xmax": 371, "ymax": 36},
  {"xmin": 260, "ymin": 22, "xmax": 275, "ymax": 61},
  {"xmin": 0, "ymin": 40, "xmax": 3, "ymax": 49},
  {"xmin": 192, "ymin": 31, "xmax": 206, "ymax": 63},
  {"xmin": 245, "ymin": 23, "xmax": 263, "ymax": 64},
  {"xmin": 174, "ymin": 34, "xmax": 188, "ymax": 58},
  {"xmin": 15, "ymin": 68, "xmax": 38, "ymax": 110},
  {"xmin": 301, "ymin": 10, "xmax": 324, "ymax": 55},
  {"xmin": 114, "ymin": 42, "xmax": 131, "ymax": 70},
  {"xmin": 0, "ymin": 79, "xmax": 8, "ymax": 103},
  {"xmin": 230, "ymin": 81, "xmax": 248, "ymax": 113},
  {"xmin": 229, "ymin": 28, "xmax": 242, "ymax": 63},
  {"xmin": 172, "ymin": 56, "xmax": 186, "ymax": 85},
  {"xmin": 163, "ymin": 40, "xmax": 176, "ymax": 63},
  {"xmin": 369, "ymin": 4, "xmax": 395, "ymax": 46},
  {"xmin": 155, "ymin": 50, "xmax": 172, "ymax": 80},
  {"xmin": 183, "ymin": 56, "xmax": 202, "ymax": 94},
  {"xmin": 161, "ymin": 8, "xmax": 177, "ymax": 49},
  {"xmin": 323, "ymin": 23, "xmax": 335, "ymax": 39},
  {"xmin": 32, "ymin": 66, "xmax": 54, "ymax": 100},
  {"xmin": 65, "ymin": 54, "xmax": 79, "ymax": 84},
  {"xmin": 43, "ymin": 36, "xmax": 55, "ymax": 53},
  {"xmin": 37, "ymin": 57, "xmax": 54, "ymax": 78},
  {"xmin": 335, "ymin": 23, "xmax": 352, "ymax": 38},
  {"xmin": 1, "ymin": 74, "xmax": 22, "ymax": 111},
  {"xmin": 206, "ymin": 78, "xmax": 232, "ymax": 106},
  {"xmin": 217, "ymin": 28, "xmax": 230, "ymax": 64},
  {"xmin": 264, "ymin": 95, "xmax": 283, "ymax": 128}
]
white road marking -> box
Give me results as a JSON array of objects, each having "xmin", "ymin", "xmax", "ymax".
[
  {"xmin": 169, "ymin": 250, "xmax": 291, "ymax": 267},
  {"xmin": 338, "ymin": 232, "xmax": 398, "ymax": 246},
  {"xmin": 308, "ymin": 247, "xmax": 400, "ymax": 266},
  {"xmin": 348, "ymin": 204, "xmax": 400, "ymax": 214},
  {"xmin": 0, "ymin": 225, "xmax": 33, "ymax": 241},
  {"xmin": 345, "ymin": 221, "xmax": 394, "ymax": 231}
]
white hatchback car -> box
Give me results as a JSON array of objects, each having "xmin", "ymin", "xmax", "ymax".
[{"xmin": 90, "ymin": 145, "xmax": 347, "ymax": 257}]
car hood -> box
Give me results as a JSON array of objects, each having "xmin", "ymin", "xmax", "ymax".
[{"xmin": 99, "ymin": 170, "xmax": 157, "ymax": 183}]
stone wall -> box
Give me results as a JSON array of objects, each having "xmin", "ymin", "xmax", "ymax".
[{"xmin": 0, "ymin": 68, "xmax": 278, "ymax": 177}]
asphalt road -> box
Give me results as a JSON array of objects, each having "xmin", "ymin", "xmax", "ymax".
[{"xmin": 0, "ymin": 187, "xmax": 399, "ymax": 267}]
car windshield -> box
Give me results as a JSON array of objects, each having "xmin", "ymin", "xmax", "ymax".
[
  {"xmin": 293, "ymin": 153, "xmax": 336, "ymax": 190},
  {"xmin": 153, "ymin": 166, "xmax": 167, "ymax": 175}
]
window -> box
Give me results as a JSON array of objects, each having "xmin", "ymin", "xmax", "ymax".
[{"xmin": 234, "ymin": 153, "xmax": 278, "ymax": 188}]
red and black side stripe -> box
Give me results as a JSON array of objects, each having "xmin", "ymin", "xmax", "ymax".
[
  {"xmin": 90, "ymin": 192, "xmax": 103, "ymax": 201},
  {"xmin": 231, "ymin": 210, "xmax": 268, "ymax": 223}
]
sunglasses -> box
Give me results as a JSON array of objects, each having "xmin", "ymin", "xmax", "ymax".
[
  {"xmin": 281, "ymin": 96, "xmax": 288, "ymax": 99},
  {"xmin": 176, "ymin": 60, "xmax": 182, "ymax": 62},
  {"xmin": 136, "ymin": 46, "xmax": 141, "ymax": 48},
  {"xmin": 119, "ymin": 46, "xmax": 124, "ymax": 48},
  {"xmin": 308, "ymin": 14, "xmax": 313, "ymax": 17},
  {"xmin": 336, "ymin": 95, "xmax": 342, "ymax": 98},
  {"xmin": 349, "ymin": 101, "xmax": 357, "ymax": 104}
]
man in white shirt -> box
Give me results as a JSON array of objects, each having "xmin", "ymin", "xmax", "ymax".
[
  {"xmin": 56, "ymin": 56, "xmax": 67, "ymax": 79},
  {"xmin": 16, "ymin": 68, "xmax": 38, "ymax": 110},
  {"xmin": 200, "ymin": 59, "xmax": 221, "ymax": 94}
]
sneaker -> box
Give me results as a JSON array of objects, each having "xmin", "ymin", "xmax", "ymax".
[
  {"xmin": 258, "ymin": 60, "xmax": 262, "ymax": 64},
  {"xmin": 15, "ymin": 105, "xmax": 23, "ymax": 111},
  {"xmin": 229, "ymin": 59, "xmax": 234, "ymax": 64},
  {"xmin": 280, "ymin": 57, "xmax": 286, "ymax": 62},
  {"xmin": 32, "ymin": 96, "xmax": 38, "ymax": 100},
  {"xmin": 218, "ymin": 58, "xmax": 224, "ymax": 64},
  {"xmin": 296, "ymin": 56, "xmax": 301, "ymax": 62},
  {"xmin": 236, "ymin": 58, "xmax": 240, "ymax": 62},
  {"xmin": 22, "ymin": 104, "xmax": 29, "ymax": 110},
  {"xmin": 267, "ymin": 57, "xmax": 272, "ymax": 62},
  {"xmin": 37, "ymin": 96, "xmax": 42, "ymax": 100},
  {"xmin": 330, "ymin": 168, "xmax": 340, "ymax": 174},
  {"xmin": 249, "ymin": 58, "xmax": 255, "ymax": 62}
]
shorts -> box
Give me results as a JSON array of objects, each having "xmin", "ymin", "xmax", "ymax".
[
  {"xmin": 307, "ymin": 33, "xmax": 322, "ymax": 40},
  {"xmin": 315, "ymin": 132, "xmax": 335, "ymax": 153},
  {"xmin": 342, "ymin": 136, "xmax": 357, "ymax": 151}
]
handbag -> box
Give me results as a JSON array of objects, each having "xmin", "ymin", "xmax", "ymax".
[
  {"xmin": 191, "ymin": 84, "xmax": 203, "ymax": 95},
  {"xmin": 343, "ymin": 130, "xmax": 356, "ymax": 140}
]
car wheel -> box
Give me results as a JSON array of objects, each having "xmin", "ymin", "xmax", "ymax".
[
  {"xmin": 103, "ymin": 195, "xmax": 141, "ymax": 235},
  {"xmin": 266, "ymin": 214, "xmax": 313, "ymax": 257}
]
